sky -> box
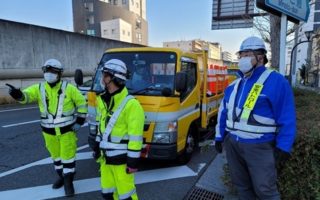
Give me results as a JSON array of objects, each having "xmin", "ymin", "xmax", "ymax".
[{"xmin": 0, "ymin": 0, "xmax": 259, "ymax": 55}]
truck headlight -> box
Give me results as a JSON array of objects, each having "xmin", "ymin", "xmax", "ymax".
[{"xmin": 153, "ymin": 121, "xmax": 177, "ymax": 143}]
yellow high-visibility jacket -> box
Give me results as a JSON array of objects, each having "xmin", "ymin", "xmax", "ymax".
[
  {"xmin": 20, "ymin": 81, "xmax": 87, "ymax": 134},
  {"xmin": 97, "ymin": 87, "xmax": 144, "ymax": 168}
]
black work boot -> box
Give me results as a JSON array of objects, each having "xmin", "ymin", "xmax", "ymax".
[
  {"xmin": 52, "ymin": 169, "xmax": 64, "ymax": 189},
  {"xmin": 63, "ymin": 173, "xmax": 75, "ymax": 197}
]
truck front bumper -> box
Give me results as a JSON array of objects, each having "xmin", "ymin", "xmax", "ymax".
[{"xmin": 143, "ymin": 143, "xmax": 177, "ymax": 160}]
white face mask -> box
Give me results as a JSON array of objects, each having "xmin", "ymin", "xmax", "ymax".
[
  {"xmin": 44, "ymin": 72, "xmax": 58, "ymax": 83},
  {"xmin": 238, "ymin": 57, "xmax": 253, "ymax": 73}
]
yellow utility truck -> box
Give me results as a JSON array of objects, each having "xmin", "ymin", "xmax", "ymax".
[{"xmin": 76, "ymin": 47, "xmax": 224, "ymax": 163}]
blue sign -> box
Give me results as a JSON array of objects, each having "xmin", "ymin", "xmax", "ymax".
[{"xmin": 265, "ymin": 0, "xmax": 310, "ymax": 22}]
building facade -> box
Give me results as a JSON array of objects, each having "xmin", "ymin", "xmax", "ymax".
[
  {"xmin": 163, "ymin": 39, "xmax": 222, "ymax": 60},
  {"xmin": 292, "ymin": 0, "xmax": 320, "ymax": 86},
  {"xmin": 72, "ymin": 0, "xmax": 148, "ymax": 45}
]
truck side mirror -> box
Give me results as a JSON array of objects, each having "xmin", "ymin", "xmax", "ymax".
[
  {"xmin": 175, "ymin": 72, "xmax": 187, "ymax": 93},
  {"xmin": 74, "ymin": 69, "xmax": 84, "ymax": 86}
]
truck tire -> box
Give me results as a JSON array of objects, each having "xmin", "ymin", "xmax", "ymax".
[{"xmin": 177, "ymin": 128, "xmax": 196, "ymax": 164}]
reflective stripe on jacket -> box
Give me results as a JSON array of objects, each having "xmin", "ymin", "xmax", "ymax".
[
  {"xmin": 226, "ymin": 69, "xmax": 277, "ymax": 136},
  {"xmin": 20, "ymin": 80, "xmax": 87, "ymax": 129},
  {"xmin": 215, "ymin": 66, "xmax": 296, "ymax": 152},
  {"xmin": 97, "ymin": 87, "xmax": 144, "ymax": 168}
]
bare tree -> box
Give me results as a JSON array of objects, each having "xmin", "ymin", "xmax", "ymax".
[
  {"xmin": 269, "ymin": 14, "xmax": 281, "ymax": 69},
  {"xmin": 253, "ymin": 1, "xmax": 315, "ymax": 70},
  {"xmin": 253, "ymin": 13, "xmax": 299, "ymax": 70}
]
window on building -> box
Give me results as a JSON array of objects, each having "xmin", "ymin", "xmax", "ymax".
[
  {"xmin": 136, "ymin": 2, "xmax": 139, "ymax": 8},
  {"xmin": 131, "ymin": 0, "xmax": 134, "ymax": 6},
  {"xmin": 136, "ymin": 33, "xmax": 142, "ymax": 42},
  {"xmin": 128, "ymin": 31, "xmax": 130, "ymax": 36},
  {"xmin": 122, "ymin": 29, "xmax": 125, "ymax": 35},
  {"xmin": 114, "ymin": 0, "xmax": 118, "ymax": 5},
  {"xmin": 87, "ymin": 29, "xmax": 95, "ymax": 36},
  {"xmin": 88, "ymin": 16, "xmax": 94, "ymax": 24},
  {"xmin": 84, "ymin": 2, "xmax": 94, "ymax": 12},
  {"xmin": 136, "ymin": 19, "xmax": 141, "ymax": 29},
  {"xmin": 103, "ymin": 29, "xmax": 108, "ymax": 35},
  {"xmin": 112, "ymin": 29, "xmax": 115, "ymax": 34},
  {"xmin": 122, "ymin": 0, "xmax": 127, "ymax": 5}
]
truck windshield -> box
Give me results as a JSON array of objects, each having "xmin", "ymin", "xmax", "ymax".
[{"xmin": 93, "ymin": 52, "xmax": 177, "ymax": 96}]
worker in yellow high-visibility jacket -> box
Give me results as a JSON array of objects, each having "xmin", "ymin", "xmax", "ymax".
[
  {"xmin": 88, "ymin": 59, "xmax": 144, "ymax": 200},
  {"xmin": 7, "ymin": 59, "xmax": 87, "ymax": 197}
]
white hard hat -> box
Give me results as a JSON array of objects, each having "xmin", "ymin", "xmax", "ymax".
[
  {"xmin": 42, "ymin": 59, "xmax": 63, "ymax": 72},
  {"xmin": 239, "ymin": 36, "xmax": 267, "ymax": 53},
  {"xmin": 102, "ymin": 59, "xmax": 127, "ymax": 81}
]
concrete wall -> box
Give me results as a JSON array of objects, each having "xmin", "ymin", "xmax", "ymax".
[{"xmin": 0, "ymin": 19, "xmax": 143, "ymax": 97}]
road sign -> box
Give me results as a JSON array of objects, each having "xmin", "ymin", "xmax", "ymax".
[
  {"xmin": 265, "ymin": 0, "xmax": 310, "ymax": 22},
  {"xmin": 211, "ymin": 0, "xmax": 255, "ymax": 30}
]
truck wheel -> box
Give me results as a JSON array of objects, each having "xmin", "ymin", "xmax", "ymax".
[{"xmin": 177, "ymin": 128, "xmax": 195, "ymax": 164}]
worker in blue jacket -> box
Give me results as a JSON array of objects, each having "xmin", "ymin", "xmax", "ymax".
[{"xmin": 215, "ymin": 36, "xmax": 296, "ymax": 200}]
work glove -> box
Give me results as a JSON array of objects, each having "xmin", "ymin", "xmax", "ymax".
[
  {"xmin": 6, "ymin": 83, "xmax": 23, "ymax": 100},
  {"xmin": 126, "ymin": 166, "xmax": 138, "ymax": 174},
  {"xmin": 88, "ymin": 133, "xmax": 100, "ymax": 152},
  {"xmin": 72, "ymin": 123, "xmax": 82, "ymax": 132},
  {"xmin": 92, "ymin": 150, "xmax": 101, "ymax": 160},
  {"xmin": 274, "ymin": 148, "xmax": 291, "ymax": 169},
  {"xmin": 215, "ymin": 141, "xmax": 223, "ymax": 153}
]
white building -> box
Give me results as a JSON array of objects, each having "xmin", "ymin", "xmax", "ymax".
[
  {"xmin": 73, "ymin": 0, "xmax": 148, "ymax": 45},
  {"xmin": 163, "ymin": 40, "xmax": 200, "ymax": 52},
  {"xmin": 222, "ymin": 51, "xmax": 232, "ymax": 62},
  {"xmin": 292, "ymin": 0, "xmax": 319, "ymax": 86},
  {"xmin": 101, "ymin": 19, "xmax": 132, "ymax": 43},
  {"xmin": 163, "ymin": 40, "xmax": 222, "ymax": 60}
]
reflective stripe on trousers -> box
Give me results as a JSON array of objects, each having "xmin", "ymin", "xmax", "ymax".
[{"xmin": 100, "ymin": 163, "xmax": 138, "ymax": 200}]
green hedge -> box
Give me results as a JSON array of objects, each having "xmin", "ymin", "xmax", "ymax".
[{"xmin": 277, "ymin": 88, "xmax": 320, "ymax": 199}]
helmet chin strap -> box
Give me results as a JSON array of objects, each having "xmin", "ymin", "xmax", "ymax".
[
  {"xmin": 104, "ymin": 79, "xmax": 112, "ymax": 90},
  {"xmin": 104, "ymin": 76, "xmax": 117, "ymax": 93}
]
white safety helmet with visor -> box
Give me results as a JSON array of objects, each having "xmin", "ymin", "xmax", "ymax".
[
  {"xmin": 42, "ymin": 59, "xmax": 64, "ymax": 73},
  {"xmin": 102, "ymin": 59, "xmax": 127, "ymax": 81},
  {"xmin": 42, "ymin": 59, "xmax": 63, "ymax": 84}
]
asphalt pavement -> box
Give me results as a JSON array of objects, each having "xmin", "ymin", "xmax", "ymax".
[
  {"xmin": 184, "ymin": 151, "xmax": 237, "ymax": 200},
  {"xmin": 0, "ymin": 103, "xmax": 237, "ymax": 200}
]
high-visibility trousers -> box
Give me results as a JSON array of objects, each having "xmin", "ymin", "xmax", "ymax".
[
  {"xmin": 43, "ymin": 131, "xmax": 77, "ymax": 160},
  {"xmin": 100, "ymin": 162, "xmax": 138, "ymax": 200}
]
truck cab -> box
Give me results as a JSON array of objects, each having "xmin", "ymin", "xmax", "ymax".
[{"xmin": 78, "ymin": 47, "xmax": 224, "ymax": 163}]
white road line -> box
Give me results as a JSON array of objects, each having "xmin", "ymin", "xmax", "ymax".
[
  {"xmin": 2, "ymin": 120, "xmax": 41, "ymax": 128},
  {"xmin": 0, "ymin": 145, "xmax": 90, "ymax": 178},
  {"xmin": 0, "ymin": 165, "xmax": 199, "ymax": 200},
  {"xmin": 0, "ymin": 106, "xmax": 37, "ymax": 113},
  {"xmin": 196, "ymin": 163, "xmax": 207, "ymax": 173}
]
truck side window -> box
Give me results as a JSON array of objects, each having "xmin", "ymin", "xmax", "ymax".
[{"xmin": 180, "ymin": 61, "xmax": 197, "ymax": 99}]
